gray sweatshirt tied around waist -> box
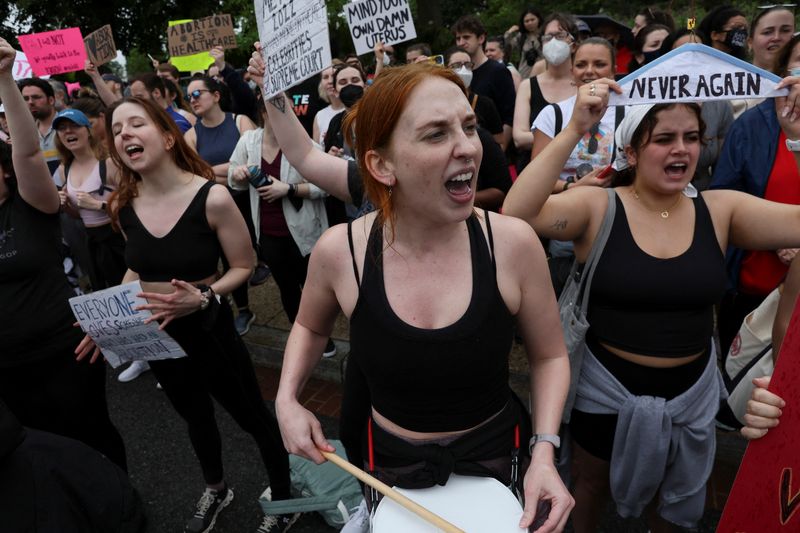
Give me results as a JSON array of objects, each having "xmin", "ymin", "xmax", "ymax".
[{"xmin": 573, "ymin": 345, "xmax": 727, "ymax": 528}]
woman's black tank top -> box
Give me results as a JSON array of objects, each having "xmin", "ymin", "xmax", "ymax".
[
  {"xmin": 588, "ymin": 193, "xmax": 726, "ymax": 356},
  {"xmin": 119, "ymin": 181, "xmax": 221, "ymax": 282},
  {"xmin": 348, "ymin": 213, "xmax": 514, "ymax": 433},
  {"xmin": 529, "ymin": 77, "xmax": 551, "ymax": 125}
]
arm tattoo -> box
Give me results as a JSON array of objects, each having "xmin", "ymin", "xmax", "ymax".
[
  {"xmin": 268, "ymin": 94, "xmax": 287, "ymax": 113},
  {"xmin": 551, "ymin": 219, "xmax": 568, "ymax": 230}
]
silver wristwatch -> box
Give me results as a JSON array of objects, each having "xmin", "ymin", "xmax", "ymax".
[{"xmin": 529, "ymin": 434, "xmax": 561, "ymax": 454}]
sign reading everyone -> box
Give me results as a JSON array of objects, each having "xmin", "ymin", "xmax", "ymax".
[
  {"xmin": 255, "ymin": 0, "xmax": 332, "ymax": 98},
  {"xmin": 69, "ymin": 281, "xmax": 186, "ymax": 368},
  {"xmin": 17, "ymin": 27, "xmax": 87, "ymax": 76},
  {"xmin": 344, "ymin": 0, "xmax": 417, "ymax": 56}
]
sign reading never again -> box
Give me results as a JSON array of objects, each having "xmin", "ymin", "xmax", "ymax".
[
  {"xmin": 167, "ymin": 14, "xmax": 237, "ymax": 58},
  {"xmin": 608, "ymin": 44, "xmax": 788, "ymax": 106},
  {"xmin": 255, "ymin": 0, "xmax": 332, "ymax": 98}
]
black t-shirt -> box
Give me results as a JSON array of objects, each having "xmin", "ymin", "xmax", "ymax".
[
  {"xmin": 285, "ymin": 75, "xmax": 324, "ymax": 137},
  {"xmin": 470, "ymin": 59, "xmax": 516, "ymax": 127},
  {"xmin": 0, "ymin": 189, "xmax": 82, "ymax": 367},
  {"xmin": 477, "ymin": 127, "xmax": 512, "ymax": 195},
  {"xmin": 470, "ymin": 92, "xmax": 503, "ymax": 136}
]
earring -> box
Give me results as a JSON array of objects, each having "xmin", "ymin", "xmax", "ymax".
[{"xmin": 387, "ymin": 185, "xmax": 393, "ymax": 197}]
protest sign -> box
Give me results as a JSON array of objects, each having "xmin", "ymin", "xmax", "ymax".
[
  {"xmin": 12, "ymin": 50, "xmax": 49, "ymax": 80},
  {"xmin": 84, "ymin": 24, "xmax": 116, "ymax": 66},
  {"xmin": 255, "ymin": 0, "xmax": 332, "ymax": 98},
  {"xmin": 167, "ymin": 14, "xmax": 237, "ymax": 58},
  {"xmin": 344, "ymin": 0, "xmax": 417, "ymax": 56},
  {"xmin": 608, "ymin": 44, "xmax": 787, "ymax": 106},
  {"xmin": 69, "ymin": 281, "xmax": 186, "ymax": 368},
  {"xmin": 717, "ymin": 297, "xmax": 800, "ymax": 531},
  {"xmin": 166, "ymin": 19, "xmax": 214, "ymax": 72},
  {"xmin": 17, "ymin": 27, "xmax": 87, "ymax": 76}
]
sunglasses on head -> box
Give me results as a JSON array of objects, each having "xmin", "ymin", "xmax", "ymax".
[
  {"xmin": 757, "ymin": 3, "xmax": 797, "ymax": 9},
  {"xmin": 188, "ymin": 89, "xmax": 211, "ymax": 100}
]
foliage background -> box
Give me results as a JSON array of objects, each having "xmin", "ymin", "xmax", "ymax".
[{"xmin": 1, "ymin": 0, "xmax": 767, "ymax": 80}]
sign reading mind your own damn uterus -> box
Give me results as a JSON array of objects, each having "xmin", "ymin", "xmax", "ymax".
[{"xmin": 608, "ymin": 43, "xmax": 788, "ymax": 106}]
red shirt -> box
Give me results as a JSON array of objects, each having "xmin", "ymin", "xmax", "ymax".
[
  {"xmin": 259, "ymin": 152, "xmax": 291, "ymax": 238},
  {"xmin": 739, "ymin": 131, "xmax": 800, "ymax": 295}
]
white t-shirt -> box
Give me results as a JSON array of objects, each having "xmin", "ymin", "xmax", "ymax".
[
  {"xmin": 532, "ymin": 94, "xmax": 619, "ymax": 181},
  {"xmin": 314, "ymin": 105, "xmax": 345, "ymax": 145}
]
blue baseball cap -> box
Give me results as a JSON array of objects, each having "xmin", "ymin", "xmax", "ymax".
[{"xmin": 52, "ymin": 108, "xmax": 91, "ymax": 129}]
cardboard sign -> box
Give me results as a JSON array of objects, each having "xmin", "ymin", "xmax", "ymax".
[
  {"xmin": 167, "ymin": 13, "xmax": 237, "ymax": 58},
  {"xmin": 17, "ymin": 27, "xmax": 87, "ymax": 76},
  {"xmin": 255, "ymin": 0, "xmax": 332, "ymax": 98},
  {"xmin": 344, "ymin": 0, "xmax": 417, "ymax": 56},
  {"xmin": 166, "ymin": 19, "xmax": 214, "ymax": 72},
  {"xmin": 609, "ymin": 44, "xmax": 788, "ymax": 106},
  {"xmin": 12, "ymin": 50, "xmax": 49, "ymax": 80},
  {"xmin": 717, "ymin": 297, "xmax": 800, "ymax": 531},
  {"xmin": 84, "ymin": 24, "xmax": 116, "ymax": 66},
  {"xmin": 69, "ymin": 281, "xmax": 186, "ymax": 368}
]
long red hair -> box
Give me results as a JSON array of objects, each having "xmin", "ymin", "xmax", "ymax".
[
  {"xmin": 104, "ymin": 97, "xmax": 213, "ymax": 229},
  {"xmin": 341, "ymin": 63, "xmax": 468, "ymax": 235}
]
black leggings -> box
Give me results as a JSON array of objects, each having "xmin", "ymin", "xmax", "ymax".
[
  {"xmin": 150, "ymin": 298, "xmax": 291, "ymax": 498},
  {"xmin": 0, "ymin": 350, "xmax": 128, "ymax": 471},
  {"xmin": 221, "ymin": 188, "xmax": 257, "ymax": 310},
  {"xmin": 258, "ymin": 233, "xmax": 309, "ymax": 323}
]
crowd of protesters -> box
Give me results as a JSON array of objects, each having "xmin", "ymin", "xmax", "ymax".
[{"xmin": 2, "ymin": 4, "xmax": 800, "ymax": 533}]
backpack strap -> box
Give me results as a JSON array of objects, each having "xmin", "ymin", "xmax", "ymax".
[
  {"xmin": 611, "ymin": 105, "xmax": 625, "ymax": 159},
  {"xmin": 552, "ymin": 103, "xmax": 563, "ymax": 137},
  {"xmin": 470, "ymin": 93, "xmax": 478, "ymax": 111},
  {"xmin": 95, "ymin": 159, "xmax": 112, "ymax": 195}
]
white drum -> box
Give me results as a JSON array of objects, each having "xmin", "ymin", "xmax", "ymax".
[{"xmin": 372, "ymin": 474, "xmax": 527, "ymax": 533}]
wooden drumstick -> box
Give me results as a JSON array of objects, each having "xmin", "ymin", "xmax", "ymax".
[{"xmin": 320, "ymin": 450, "xmax": 465, "ymax": 533}]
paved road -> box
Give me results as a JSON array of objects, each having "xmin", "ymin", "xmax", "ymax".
[
  {"xmin": 106, "ymin": 367, "xmax": 339, "ymax": 533},
  {"xmin": 107, "ymin": 364, "xmax": 724, "ymax": 533}
]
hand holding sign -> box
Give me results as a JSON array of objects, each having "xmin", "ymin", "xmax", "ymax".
[
  {"xmin": 248, "ymin": 42, "xmax": 266, "ymax": 88},
  {"xmin": 740, "ymin": 376, "xmax": 784, "ymax": 440},
  {"xmin": 136, "ymin": 279, "xmax": 204, "ymax": 329}
]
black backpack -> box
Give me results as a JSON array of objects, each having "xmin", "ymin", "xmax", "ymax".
[{"xmin": 63, "ymin": 159, "xmax": 112, "ymax": 195}]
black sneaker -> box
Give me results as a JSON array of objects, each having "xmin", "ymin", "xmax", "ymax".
[
  {"xmin": 184, "ymin": 486, "xmax": 234, "ymax": 533},
  {"xmin": 322, "ymin": 339, "xmax": 337, "ymax": 358},
  {"xmin": 250, "ymin": 263, "xmax": 271, "ymax": 286},
  {"xmin": 256, "ymin": 512, "xmax": 301, "ymax": 533},
  {"xmin": 235, "ymin": 310, "xmax": 256, "ymax": 336}
]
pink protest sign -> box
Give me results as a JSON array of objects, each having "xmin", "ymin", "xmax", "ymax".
[{"xmin": 17, "ymin": 27, "xmax": 87, "ymax": 76}]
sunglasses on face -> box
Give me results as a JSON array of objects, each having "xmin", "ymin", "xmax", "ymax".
[
  {"xmin": 188, "ymin": 89, "xmax": 211, "ymax": 100},
  {"xmin": 757, "ymin": 3, "xmax": 797, "ymax": 8}
]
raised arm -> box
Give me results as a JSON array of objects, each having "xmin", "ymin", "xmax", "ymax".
[
  {"xmin": 248, "ymin": 43, "xmax": 352, "ymax": 202},
  {"xmin": 503, "ymin": 79, "xmax": 618, "ymax": 240},
  {"xmin": 0, "ymin": 37, "xmax": 59, "ymax": 213},
  {"xmin": 84, "ymin": 59, "xmax": 120, "ymax": 107}
]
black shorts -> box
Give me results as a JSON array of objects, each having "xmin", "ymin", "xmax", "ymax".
[{"xmin": 569, "ymin": 338, "xmax": 710, "ymax": 461}]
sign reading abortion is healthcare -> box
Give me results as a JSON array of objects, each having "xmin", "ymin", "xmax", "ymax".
[
  {"xmin": 345, "ymin": 0, "xmax": 417, "ymax": 56},
  {"xmin": 608, "ymin": 44, "xmax": 788, "ymax": 106}
]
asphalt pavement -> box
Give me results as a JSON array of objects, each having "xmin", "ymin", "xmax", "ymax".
[{"xmin": 106, "ymin": 366, "xmax": 339, "ymax": 533}]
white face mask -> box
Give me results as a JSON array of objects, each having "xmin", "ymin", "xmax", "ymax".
[
  {"xmin": 542, "ymin": 38, "xmax": 571, "ymax": 66},
  {"xmin": 455, "ymin": 66, "xmax": 473, "ymax": 88}
]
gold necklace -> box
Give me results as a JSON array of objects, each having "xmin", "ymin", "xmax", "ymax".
[{"xmin": 631, "ymin": 189, "xmax": 682, "ymax": 219}]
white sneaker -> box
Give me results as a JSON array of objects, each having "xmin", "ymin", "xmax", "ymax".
[
  {"xmin": 118, "ymin": 361, "xmax": 151, "ymax": 383},
  {"xmin": 340, "ymin": 498, "xmax": 370, "ymax": 533}
]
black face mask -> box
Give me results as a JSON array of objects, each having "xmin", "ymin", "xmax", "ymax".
[
  {"xmin": 339, "ymin": 84, "xmax": 364, "ymax": 108},
  {"xmin": 642, "ymin": 50, "xmax": 661, "ymax": 65},
  {"xmin": 725, "ymin": 28, "xmax": 748, "ymax": 57}
]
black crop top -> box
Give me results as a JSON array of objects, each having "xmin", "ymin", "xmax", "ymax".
[
  {"xmin": 587, "ymin": 193, "xmax": 726, "ymax": 356},
  {"xmin": 119, "ymin": 181, "xmax": 222, "ymax": 282},
  {"xmin": 348, "ymin": 213, "xmax": 514, "ymax": 433}
]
